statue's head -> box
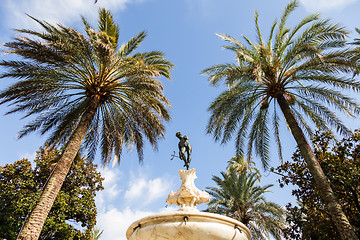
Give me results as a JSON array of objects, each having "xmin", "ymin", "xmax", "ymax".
[{"xmin": 176, "ymin": 132, "xmax": 182, "ymax": 138}]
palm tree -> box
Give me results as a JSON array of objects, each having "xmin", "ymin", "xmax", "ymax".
[
  {"xmin": 202, "ymin": 1, "xmax": 359, "ymax": 239},
  {"xmin": 206, "ymin": 169, "xmax": 285, "ymax": 239},
  {"xmin": 0, "ymin": 9, "xmax": 173, "ymax": 240}
]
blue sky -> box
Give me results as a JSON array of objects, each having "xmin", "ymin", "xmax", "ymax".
[{"xmin": 1, "ymin": 0, "xmax": 360, "ymax": 239}]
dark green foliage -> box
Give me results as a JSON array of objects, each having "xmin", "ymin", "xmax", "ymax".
[
  {"xmin": 275, "ymin": 131, "xmax": 360, "ymax": 239},
  {"xmin": 206, "ymin": 165, "xmax": 285, "ymax": 239},
  {"xmin": 0, "ymin": 146, "xmax": 104, "ymax": 240}
]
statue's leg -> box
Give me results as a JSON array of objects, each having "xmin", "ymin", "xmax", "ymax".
[
  {"xmin": 186, "ymin": 152, "xmax": 191, "ymax": 168},
  {"xmin": 180, "ymin": 149, "xmax": 187, "ymax": 167}
]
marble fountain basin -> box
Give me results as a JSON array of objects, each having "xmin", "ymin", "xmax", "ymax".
[{"xmin": 126, "ymin": 210, "xmax": 251, "ymax": 240}]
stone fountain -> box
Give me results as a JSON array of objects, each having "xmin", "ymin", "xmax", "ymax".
[
  {"xmin": 126, "ymin": 132, "xmax": 251, "ymax": 239},
  {"xmin": 126, "ymin": 168, "xmax": 251, "ymax": 240}
]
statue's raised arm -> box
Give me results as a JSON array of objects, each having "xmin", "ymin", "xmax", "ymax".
[{"xmin": 176, "ymin": 132, "xmax": 192, "ymax": 170}]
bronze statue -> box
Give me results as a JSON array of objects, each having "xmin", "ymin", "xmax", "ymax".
[{"xmin": 176, "ymin": 132, "xmax": 192, "ymax": 170}]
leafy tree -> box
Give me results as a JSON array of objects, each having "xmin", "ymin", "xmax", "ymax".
[
  {"xmin": 0, "ymin": 146, "xmax": 104, "ymax": 240},
  {"xmin": 0, "ymin": 8, "xmax": 172, "ymax": 239},
  {"xmin": 274, "ymin": 131, "xmax": 360, "ymax": 239},
  {"xmin": 206, "ymin": 166, "xmax": 285, "ymax": 239},
  {"xmin": 202, "ymin": 1, "xmax": 359, "ymax": 238}
]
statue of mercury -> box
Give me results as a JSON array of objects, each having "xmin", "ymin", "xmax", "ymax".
[{"xmin": 176, "ymin": 132, "xmax": 192, "ymax": 170}]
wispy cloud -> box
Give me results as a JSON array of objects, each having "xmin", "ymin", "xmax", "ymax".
[
  {"xmin": 96, "ymin": 167, "xmax": 124, "ymax": 210},
  {"xmin": 97, "ymin": 207, "xmax": 152, "ymax": 240},
  {"xmin": 1, "ymin": 0, "xmax": 145, "ymax": 30},
  {"xmin": 97, "ymin": 205, "xmax": 178, "ymax": 240},
  {"xmin": 185, "ymin": 0, "xmax": 217, "ymax": 19},
  {"xmin": 124, "ymin": 172, "xmax": 173, "ymax": 206},
  {"xmin": 95, "ymin": 167, "xmax": 177, "ymax": 239},
  {"xmin": 96, "ymin": 168, "xmax": 173, "ymax": 210},
  {"xmin": 300, "ymin": 0, "xmax": 358, "ymax": 12}
]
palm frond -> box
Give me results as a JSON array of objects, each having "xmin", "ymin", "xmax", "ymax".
[
  {"xmin": 118, "ymin": 31, "xmax": 147, "ymax": 57},
  {"xmin": 97, "ymin": 8, "xmax": 120, "ymax": 48}
]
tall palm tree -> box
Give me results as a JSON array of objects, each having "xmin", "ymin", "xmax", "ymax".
[
  {"xmin": 206, "ymin": 169, "xmax": 285, "ymax": 240},
  {"xmin": 202, "ymin": 1, "xmax": 359, "ymax": 239},
  {"xmin": 0, "ymin": 9, "xmax": 173, "ymax": 240}
]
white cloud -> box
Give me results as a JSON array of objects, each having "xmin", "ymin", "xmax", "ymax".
[
  {"xmin": 96, "ymin": 167, "xmax": 124, "ymax": 210},
  {"xmin": 124, "ymin": 178, "xmax": 148, "ymax": 200},
  {"xmin": 95, "ymin": 168, "xmax": 177, "ymax": 239},
  {"xmin": 300, "ymin": 0, "xmax": 358, "ymax": 12},
  {"xmin": 97, "ymin": 207, "xmax": 153, "ymax": 240},
  {"xmin": 124, "ymin": 173, "xmax": 173, "ymax": 206},
  {"xmin": 96, "ymin": 167, "xmax": 173, "ymax": 210},
  {"xmin": 1, "ymin": 0, "xmax": 145, "ymax": 30},
  {"xmin": 185, "ymin": 0, "xmax": 217, "ymax": 18},
  {"xmin": 97, "ymin": 206, "xmax": 179, "ymax": 240}
]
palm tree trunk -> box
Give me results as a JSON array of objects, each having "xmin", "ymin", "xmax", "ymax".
[
  {"xmin": 277, "ymin": 95, "xmax": 358, "ymax": 240},
  {"xmin": 17, "ymin": 98, "xmax": 99, "ymax": 240}
]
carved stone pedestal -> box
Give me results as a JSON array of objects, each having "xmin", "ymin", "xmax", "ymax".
[{"xmin": 166, "ymin": 169, "xmax": 210, "ymax": 211}]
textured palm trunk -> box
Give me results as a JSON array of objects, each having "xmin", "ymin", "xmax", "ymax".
[
  {"xmin": 17, "ymin": 98, "xmax": 99, "ymax": 240},
  {"xmin": 277, "ymin": 95, "xmax": 358, "ymax": 240}
]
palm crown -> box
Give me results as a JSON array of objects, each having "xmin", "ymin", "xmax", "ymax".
[
  {"xmin": 0, "ymin": 9, "xmax": 173, "ymax": 165},
  {"xmin": 226, "ymin": 154, "xmax": 261, "ymax": 176},
  {"xmin": 203, "ymin": 1, "xmax": 360, "ymax": 168},
  {"xmin": 206, "ymin": 169, "xmax": 285, "ymax": 240}
]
